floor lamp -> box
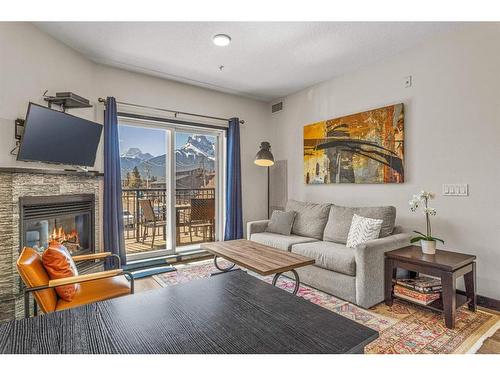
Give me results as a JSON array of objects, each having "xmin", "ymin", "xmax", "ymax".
[{"xmin": 254, "ymin": 141, "xmax": 275, "ymax": 219}]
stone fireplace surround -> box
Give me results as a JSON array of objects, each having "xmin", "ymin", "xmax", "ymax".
[{"xmin": 0, "ymin": 168, "xmax": 102, "ymax": 322}]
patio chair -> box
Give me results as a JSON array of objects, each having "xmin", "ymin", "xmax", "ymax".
[
  {"xmin": 139, "ymin": 199, "xmax": 166, "ymax": 249},
  {"xmin": 188, "ymin": 198, "xmax": 215, "ymax": 243}
]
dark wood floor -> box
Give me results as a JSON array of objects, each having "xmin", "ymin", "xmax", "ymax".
[{"xmin": 133, "ymin": 273, "xmax": 500, "ymax": 354}]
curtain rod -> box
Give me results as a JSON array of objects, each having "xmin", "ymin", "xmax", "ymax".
[
  {"xmin": 97, "ymin": 98, "xmax": 245, "ymax": 125},
  {"xmin": 117, "ymin": 111, "xmax": 229, "ymax": 132}
]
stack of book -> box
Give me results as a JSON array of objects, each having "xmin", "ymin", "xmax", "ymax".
[{"xmin": 393, "ymin": 276, "xmax": 442, "ymax": 306}]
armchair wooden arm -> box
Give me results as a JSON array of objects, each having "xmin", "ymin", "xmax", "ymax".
[{"xmin": 48, "ymin": 269, "xmax": 125, "ymax": 287}]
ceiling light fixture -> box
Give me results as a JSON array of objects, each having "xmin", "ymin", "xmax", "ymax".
[{"xmin": 213, "ymin": 34, "xmax": 231, "ymax": 47}]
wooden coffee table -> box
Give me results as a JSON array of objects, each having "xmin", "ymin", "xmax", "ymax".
[
  {"xmin": 385, "ymin": 246, "xmax": 477, "ymax": 329},
  {"xmin": 201, "ymin": 239, "xmax": 315, "ymax": 294}
]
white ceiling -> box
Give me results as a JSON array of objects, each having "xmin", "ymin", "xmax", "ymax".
[{"xmin": 34, "ymin": 22, "xmax": 461, "ymax": 102}]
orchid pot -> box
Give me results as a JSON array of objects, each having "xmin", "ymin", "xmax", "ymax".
[{"xmin": 420, "ymin": 239, "xmax": 437, "ymax": 255}]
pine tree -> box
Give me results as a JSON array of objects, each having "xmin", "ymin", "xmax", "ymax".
[
  {"xmin": 125, "ymin": 172, "xmax": 131, "ymax": 188},
  {"xmin": 129, "ymin": 167, "xmax": 143, "ymax": 188}
]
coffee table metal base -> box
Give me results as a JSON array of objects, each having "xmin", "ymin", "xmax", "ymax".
[
  {"xmin": 214, "ymin": 255, "xmax": 235, "ymax": 272},
  {"xmin": 212, "ymin": 253, "xmax": 301, "ymax": 295},
  {"xmin": 272, "ymin": 269, "xmax": 300, "ymax": 295}
]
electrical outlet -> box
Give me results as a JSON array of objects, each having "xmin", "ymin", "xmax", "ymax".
[
  {"xmin": 443, "ymin": 184, "xmax": 468, "ymax": 196},
  {"xmin": 404, "ymin": 75, "xmax": 412, "ymax": 88}
]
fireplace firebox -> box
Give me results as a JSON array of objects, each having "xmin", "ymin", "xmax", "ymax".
[{"xmin": 19, "ymin": 194, "xmax": 95, "ymax": 256}]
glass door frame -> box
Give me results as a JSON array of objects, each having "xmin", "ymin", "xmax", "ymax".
[
  {"xmin": 173, "ymin": 127, "xmax": 224, "ymax": 253},
  {"xmin": 118, "ymin": 116, "xmax": 225, "ymax": 262}
]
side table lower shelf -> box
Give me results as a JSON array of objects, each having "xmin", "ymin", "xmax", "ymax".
[{"xmin": 390, "ymin": 284, "xmax": 471, "ymax": 313}]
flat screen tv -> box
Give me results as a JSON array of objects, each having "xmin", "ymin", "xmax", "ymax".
[{"xmin": 17, "ymin": 103, "xmax": 103, "ymax": 167}]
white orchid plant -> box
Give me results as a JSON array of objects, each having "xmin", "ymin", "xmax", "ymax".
[{"xmin": 409, "ymin": 190, "xmax": 444, "ymax": 244}]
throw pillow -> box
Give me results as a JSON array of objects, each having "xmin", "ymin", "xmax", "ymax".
[
  {"xmin": 346, "ymin": 214, "xmax": 383, "ymax": 248},
  {"xmin": 42, "ymin": 241, "xmax": 79, "ymax": 302},
  {"xmin": 285, "ymin": 200, "xmax": 331, "ymax": 239},
  {"xmin": 323, "ymin": 204, "xmax": 396, "ymax": 244},
  {"xmin": 265, "ymin": 210, "xmax": 297, "ymax": 236}
]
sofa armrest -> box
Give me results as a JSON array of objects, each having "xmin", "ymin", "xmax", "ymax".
[
  {"xmin": 354, "ymin": 232, "xmax": 412, "ymax": 308},
  {"xmin": 246, "ymin": 220, "xmax": 270, "ymax": 240}
]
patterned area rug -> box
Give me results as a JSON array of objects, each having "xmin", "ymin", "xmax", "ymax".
[{"xmin": 153, "ymin": 260, "xmax": 500, "ymax": 354}]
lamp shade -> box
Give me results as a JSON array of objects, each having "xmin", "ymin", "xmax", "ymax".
[{"xmin": 254, "ymin": 141, "xmax": 274, "ymax": 167}]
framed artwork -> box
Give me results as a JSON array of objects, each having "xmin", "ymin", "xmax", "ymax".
[{"xmin": 304, "ymin": 103, "xmax": 404, "ymax": 184}]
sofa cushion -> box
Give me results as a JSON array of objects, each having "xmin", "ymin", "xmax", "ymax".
[
  {"xmin": 323, "ymin": 204, "xmax": 396, "ymax": 244},
  {"xmin": 250, "ymin": 232, "xmax": 318, "ymax": 251},
  {"xmin": 285, "ymin": 200, "xmax": 331, "ymax": 240},
  {"xmin": 291, "ymin": 241, "xmax": 356, "ymax": 276},
  {"xmin": 266, "ymin": 210, "xmax": 296, "ymax": 236}
]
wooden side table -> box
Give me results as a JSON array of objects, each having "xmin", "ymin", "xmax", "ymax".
[{"xmin": 384, "ymin": 246, "xmax": 476, "ymax": 329}]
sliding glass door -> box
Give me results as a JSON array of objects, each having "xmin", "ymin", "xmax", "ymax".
[
  {"xmin": 118, "ymin": 119, "xmax": 223, "ymax": 260},
  {"xmin": 174, "ymin": 132, "xmax": 218, "ymax": 251},
  {"xmin": 119, "ymin": 123, "xmax": 173, "ymax": 258}
]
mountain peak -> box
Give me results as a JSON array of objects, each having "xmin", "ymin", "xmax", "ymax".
[
  {"xmin": 121, "ymin": 147, "xmax": 154, "ymax": 161},
  {"xmin": 184, "ymin": 135, "xmax": 215, "ymax": 157}
]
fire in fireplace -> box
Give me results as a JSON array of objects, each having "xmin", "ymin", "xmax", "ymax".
[
  {"xmin": 20, "ymin": 194, "xmax": 95, "ymax": 256},
  {"xmin": 50, "ymin": 226, "xmax": 80, "ymax": 250}
]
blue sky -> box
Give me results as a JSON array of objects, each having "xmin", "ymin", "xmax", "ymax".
[{"xmin": 119, "ymin": 125, "xmax": 208, "ymax": 156}]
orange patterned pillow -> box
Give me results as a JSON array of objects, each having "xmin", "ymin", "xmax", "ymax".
[{"xmin": 42, "ymin": 241, "xmax": 79, "ymax": 301}]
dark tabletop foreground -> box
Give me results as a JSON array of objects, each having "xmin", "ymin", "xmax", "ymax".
[{"xmin": 0, "ymin": 270, "xmax": 378, "ymax": 354}]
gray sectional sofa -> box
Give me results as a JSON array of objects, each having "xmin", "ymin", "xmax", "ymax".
[{"xmin": 247, "ymin": 199, "xmax": 411, "ymax": 308}]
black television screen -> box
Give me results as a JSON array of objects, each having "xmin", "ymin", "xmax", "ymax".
[{"xmin": 17, "ymin": 103, "xmax": 103, "ymax": 167}]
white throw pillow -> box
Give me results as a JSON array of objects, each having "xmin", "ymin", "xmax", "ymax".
[{"xmin": 346, "ymin": 214, "xmax": 383, "ymax": 248}]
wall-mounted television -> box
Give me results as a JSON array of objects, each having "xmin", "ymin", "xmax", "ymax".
[{"xmin": 17, "ymin": 103, "xmax": 103, "ymax": 167}]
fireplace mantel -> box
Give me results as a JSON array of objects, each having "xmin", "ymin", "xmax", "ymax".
[{"xmin": 0, "ymin": 167, "xmax": 103, "ymax": 177}]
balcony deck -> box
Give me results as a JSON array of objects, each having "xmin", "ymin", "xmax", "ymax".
[
  {"xmin": 122, "ymin": 187, "xmax": 215, "ymax": 255},
  {"xmin": 124, "ymin": 231, "xmax": 207, "ymax": 254}
]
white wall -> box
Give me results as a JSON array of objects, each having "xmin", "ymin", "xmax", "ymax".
[
  {"xmin": 0, "ymin": 22, "xmax": 270, "ymax": 229},
  {"xmin": 270, "ymin": 23, "xmax": 500, "ymax": 299}
]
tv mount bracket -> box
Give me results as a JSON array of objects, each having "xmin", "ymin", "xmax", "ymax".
[
  {"xmin": 15, "ymin": 118, "xmax": 25, "ymax": 140},
  {"xmin": 10, "ymin": 118, "xmax": 25, "ymax": 155}
]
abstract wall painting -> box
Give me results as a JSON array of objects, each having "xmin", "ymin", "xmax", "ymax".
[{"xmin": 304, "ymin": 103, "xmax": 404, "ymax": 184}]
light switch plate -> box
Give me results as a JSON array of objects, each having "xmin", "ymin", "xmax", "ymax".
[{"xmin": 443, "ymin": 184, "xmax": 468, "ymax": 196}]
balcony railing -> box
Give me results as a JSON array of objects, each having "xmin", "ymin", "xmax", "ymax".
[{"xmin": 122, "ymin": 188, "xmax": 216, "ymax": 254}]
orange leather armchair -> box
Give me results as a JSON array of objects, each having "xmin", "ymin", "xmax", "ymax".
[{"xmin": 17, "ymin": 247, "xmax": 134, "ymax": 318}]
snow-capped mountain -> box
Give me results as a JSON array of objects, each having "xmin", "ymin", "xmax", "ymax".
[
  {"xmin": 177, "ymin": 135, "xmax": 215, "ymax": 159},
  {"xmin": 120, "ymin": 135, "xmax": 215, "ymax": 180},
  {"xmin": 120, "ymin": 147, "xmax": 154, "ymax": 161},
  {"xmin": 175, "ymin": 135, "xmax": 215, "ymax": 172}
]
